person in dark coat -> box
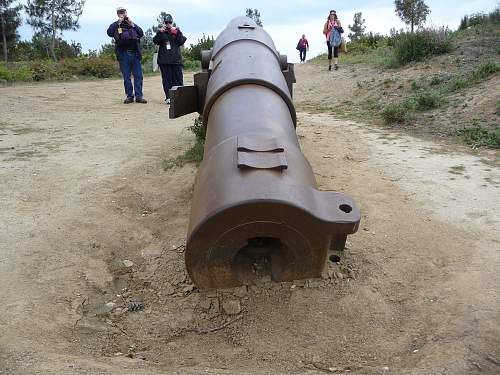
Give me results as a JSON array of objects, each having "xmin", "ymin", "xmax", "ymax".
[
  {"xmin": 106, "ymin": 7, "xmax": 147, "ymax": 104},
  {"xmin": 153, "ymin": 13, "xmax": 187, "ymax": 104}
]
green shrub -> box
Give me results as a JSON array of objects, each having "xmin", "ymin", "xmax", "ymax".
[
  {"xmin": 79, "ymin": 57, "xmax": 118, "ymax": 78},
  {"xmin": 29, "ymin": 60, "xmax": 57, "ymax": 81},
  {"xmin": 392, "ymin": 29, "xmax": 452, "ymax": 66},
  {"xmin": 414, "ymin": 91, "xmax": 441, "ymax": 110},
  {"xmin": 470, "ymin": 61, "xmax": 499, "ymax": 81},
  {"xmin": 381, "ymin": 103, "xmax": 408, "ymax": 124},
  {"xmin": 457, "ymin": 124, "xmax": 500, "ymax": 148},
  {"xmin": 0, "ymin": 64, "xmax": 12, "ymax": 81},
  {"xmin": 183, "ymin": 59, "xmax": 201, "ymax": 71},
  {"xmin": 189, "ymin": 115, "xmax": 205, "ymax": 142}
]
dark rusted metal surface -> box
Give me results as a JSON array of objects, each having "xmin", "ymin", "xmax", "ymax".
[{"xmin": 169, "ymin": 17, "xmax": 360, "ymax": 289}]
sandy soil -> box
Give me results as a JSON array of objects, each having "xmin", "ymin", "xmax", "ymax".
[{"xmin": 0, "ymin": 64, "xmax": 499, "ymax": 374}]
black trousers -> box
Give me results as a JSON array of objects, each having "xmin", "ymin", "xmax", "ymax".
[
  {"xmin": 159, "ymin": 64, "xmax": 183, "ymax": 99},
  {"xmin": 326, "ymin": 41, "xmax": 339, "ymax": 59},
  {"xmin": 299, "ymin": 49, "xmax": 307, "ymax": 62}
]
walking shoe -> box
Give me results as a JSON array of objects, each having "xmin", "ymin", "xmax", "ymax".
[
  {"xmin": 165, "ymin": 98, "xmax": 171, "ymax": 105},
  {"xmin": 328, "ymin": 64, "xmax": 332, "ymax": 71},
  {"xmin": 135, "ymin": 97, "xmax": 148, "ymax": 104},
  {"xmin": 123, "ymin": 97, "xmax": 134, "ymax": 104},
  {"xmin": 334, "ymin": 64, "xmax": 339, "ymax": 70}
]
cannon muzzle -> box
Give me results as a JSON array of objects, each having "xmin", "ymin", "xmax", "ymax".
[{"xmin": 169, "ymin": 17, "xmax": 360, "ymax": 289}]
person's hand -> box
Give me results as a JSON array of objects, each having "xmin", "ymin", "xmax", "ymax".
[
  {"xmin": 159, "ymin": 26, "xmax": 166, "ymax": 32},
  {"xmin": 126, "ymin": 17, "xmax": 135, "ymax": 27}
]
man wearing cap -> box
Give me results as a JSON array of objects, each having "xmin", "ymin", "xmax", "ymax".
[
  {"xmin": 107, "ymin": 7, "xmax": 147, "ymax": 104},
  {"xmin": 153, "ymin": 14, "xmax": 187, "ymax": 104}
]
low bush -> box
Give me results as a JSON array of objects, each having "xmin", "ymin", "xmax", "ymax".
[
  {"xmin": 381, "ymin": 103, "xmax": 408, "ymax": 124},
  {"xmin": 457, "ymin": 123, "xmax": 500, "ymax": 148},
  {"xmin": 392, "ymin": 28, "xmax": 452, "ymax": 67},
  {"xmin": 414, "ymin": 91, "xmax": 441, "ymax": 110}
]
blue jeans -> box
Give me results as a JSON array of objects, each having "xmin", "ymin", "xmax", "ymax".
[{"xmin": 119, "ymin": 51, "xmax": 143, "ymax": 99}]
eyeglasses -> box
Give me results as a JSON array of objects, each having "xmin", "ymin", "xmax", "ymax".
[{"xmin": 165, "ymin": 21, "xmax": 172, "ymax": 24}]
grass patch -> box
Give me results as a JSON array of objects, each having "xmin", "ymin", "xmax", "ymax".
[
  {"xmin": 448, "ymin": 61, "xmax": 499, "ymax": 92},
  {"xmin": 163, "ymin": 116, "xmax": 205, "ymax": 169},
  {"xmin": 381, "ymin": 103, "xmax": 409, "ymax": 124},
  {"xmin": 457, "ymin": 121, "xmax": 500, "ymax": 149},
  {"xmin": 414, "ymin": 91, "xmax": 442, "ymax": 110}
]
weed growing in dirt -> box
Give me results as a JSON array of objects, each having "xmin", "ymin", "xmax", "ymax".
[
  {"xmin": 414, "ymin": 91, "xmax": 442, "ymax": 110},
  {"xmin": 457, "ymin": 120, "xmax": 500, "ymax": 149},
  {"xmin": 448, "ymin": 61, "xmax": 499, "ymax": 92},
  {"xmin": 381, "ymin": 103, "xmax": 409, "ymax": 124},
  {"xmin": 163, "ymin": 116, "xmax": 205, "ymax": 169}
]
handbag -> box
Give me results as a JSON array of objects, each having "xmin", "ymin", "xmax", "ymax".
[{"xmin": 152, "ymin": 45, "xmax": 159, "ymax": 72}]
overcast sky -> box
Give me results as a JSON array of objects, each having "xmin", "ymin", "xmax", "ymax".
[{"xmin": 17, "ymin": 0, "xmax": 498, "ymax": 62}]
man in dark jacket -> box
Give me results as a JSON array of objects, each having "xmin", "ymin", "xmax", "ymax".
[
  {"xmin": 153, "ymin": 14, "xmax": 187, "ymax": 104},
  {"xmin": 107, "ymin": 7, "xmax": 147, "ymax": 104}
]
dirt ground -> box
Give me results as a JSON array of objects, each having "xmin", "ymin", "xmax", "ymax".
[{"xmin": 1, "ymin": 63, "xmax": 499, "ymax": 374}]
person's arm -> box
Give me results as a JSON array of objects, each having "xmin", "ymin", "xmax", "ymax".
[
  {"xmin": 106, "ymin": 21, "xmax": 119, "ymax": 37},
  {"xmin": 153, "ymin": 31, "xmax": 163, "ymax": 45},
  {"xmin": 175, "ymin": 29, "xmax": 187, "ymax": 46},
  {"xmin": 133, "ymin": 24, "xmax": 144, "ymax": 38}
]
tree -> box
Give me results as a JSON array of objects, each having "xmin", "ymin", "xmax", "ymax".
[
  {"xmin": 394, "ymin": 0, "xmax": 430, "ymax": 33},
  {"xmin": 25, "ymin": 0, "xmax": 85, "ymax": 61},
  {"xmin": 348, "ymin": 12, "xmax": 366, "ymax": 41},
  {"xmin": 245, "ymin": 8, "xmax": 262, "ymax": 26},
  {"xmin": 0, "ymin": 0, "xmax": 22, "ymax": 62}
]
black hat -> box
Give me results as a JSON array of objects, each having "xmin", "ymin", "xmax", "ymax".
[{"xmin": 164, "ymin": 14, "xmax": 173, "ymax": 22}]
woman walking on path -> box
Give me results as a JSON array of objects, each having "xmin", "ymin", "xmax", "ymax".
[
  {"xmin": 323, "ymin": 10, "xmax": 343, "ymax": 71},
  {"xmin": 153, "ymin": 13, "xmax": 187, "ymax": 104},
  {"xmin": 297, "ymin": 34, "xmax": 309, "ymax": 62}
]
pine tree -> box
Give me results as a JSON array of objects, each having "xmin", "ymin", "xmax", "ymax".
[
  {"xmin": 348, "ymin": 12, "xmax": 366, "ymax": 41},
  {"xmin": 394, "ymin": 0, "xmax": 430, "ymax": 33},
  {"xmin": 245, "ymin": 8, "xmax": 263, "ymax": 26},
  {"xmin": 0, "ymin": 0, "xmax": 22, "ymax": 62},
  {"xmin": 25, "ymin": 0, "xmax": 85, "ymax": 62}
]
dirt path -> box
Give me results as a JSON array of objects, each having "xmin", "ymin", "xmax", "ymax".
[{"xmin": 1, "ymin": 66, "xmax": 499, "ymax": 374}]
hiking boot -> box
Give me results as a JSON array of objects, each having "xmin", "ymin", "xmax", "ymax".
[
  {"xmin": 123, "ymin": 97, "xmax": 134, "ymax": 104},
  {"xmin": 135, "ymin": 97, "xmax": 148, "ymax": 104},
  {"xmin": 328, "ymin": 64, "xmax": 332, "ymax": 71},
  {"xmin": 165, "ymin": 98, "xmax": 171, "ymax": 105},
  {"xmin": 334, "ymin": 64, "xmax": 339, "ymax": 70}
]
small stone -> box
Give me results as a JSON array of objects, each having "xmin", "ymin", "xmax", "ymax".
[
  {"xmin": 199, "ymin": 298, "xmax": 212, "ymax": 311},
  {"xmin": 233, "ymin": 286, "xmax": 248, "ymax": 297},
  {"xmin": 382, "ymin": 366, "xmax": 389, "ymax": 371},
  {"xmin": 122, "ymin": 260, "xmax": 134, "ymax": 267},
  {"xmin": 335, "ymin": 272, "xmax": 344, "ymax": 280},
  {"xmin": 114, "ymin": 352, "xmax": 123, "ymax": 356},
  {"xmin": 222, "ymin": 299, "xmax": 241, "ymax": 315},
  {"xmin": 210, "ymin": 298, "xmax": 220, "ymax": 313},
  {"xmin": 164, "ymin": 283, "xmax": 175, "ymax": 295},
  {"xmin": 182, "ymin": 284, "xmax": 195, "ymax": 293},
  {"xmin": 105, "ymin": 302, "xmax": 116, "ymax": 309}
]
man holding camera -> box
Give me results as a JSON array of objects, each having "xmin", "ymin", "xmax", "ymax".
[
  {"xmin": 107, "ymin": 7, "xmax": 147, "ymax": 104},
  {"xmin": 153, "ymin": 13, "xmax": 187, "ymax": 104}
]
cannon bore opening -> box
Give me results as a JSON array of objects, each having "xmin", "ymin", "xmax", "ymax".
[{"xmin": 232, "ymin": 237, "xmax": 287, "ymax": 284}]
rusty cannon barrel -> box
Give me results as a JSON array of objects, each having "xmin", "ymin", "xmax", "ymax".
[{"xmin": 169, "ymin": 17, "xmax": 360, "ymax": 289}]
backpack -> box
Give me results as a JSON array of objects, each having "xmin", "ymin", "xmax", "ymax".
[{"xmin": 114, "ymin": 25, "xmax": 139, "ymax": 45}]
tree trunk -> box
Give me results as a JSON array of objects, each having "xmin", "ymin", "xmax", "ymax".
[
  {"xmin": 1, "ymin": 11, "xmax": 8, "ymax": 63},
  {"xmin": 50, "ymin": 9, "xmax": 57, "ymax": 62},
  {"xmin": 411, "ymin": 20, "xmax": 414, "ymax": 33}
]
